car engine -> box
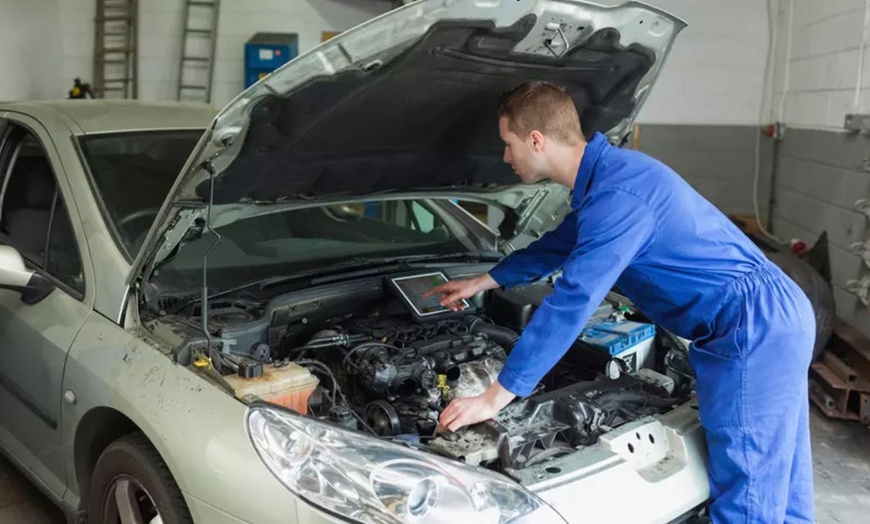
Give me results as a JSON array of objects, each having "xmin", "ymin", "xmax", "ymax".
[
  {"xmin": 277, "ymin": 291, "xmax": 687, "ymax": 471},
  {"xmin": 155, "ymin": 279, "xmax": 693, "ymax": 473},
  {"xmin": 294, "ymin": 315, "xmax": 518, "ymax": 438}
]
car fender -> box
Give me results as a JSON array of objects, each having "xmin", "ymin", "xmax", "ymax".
[{"xmin": 61, "ymin": 312, "xmax": 299, "ymax": 523}]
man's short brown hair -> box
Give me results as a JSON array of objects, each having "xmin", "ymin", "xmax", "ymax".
[{"xmin": 497, "ymin": 81, "xmax": 584, "ymax": 145}]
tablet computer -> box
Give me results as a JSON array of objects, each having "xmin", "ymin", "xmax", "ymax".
[{"xmin": 388, "ymin": 272, "xmax": 470, "ymax": 320}]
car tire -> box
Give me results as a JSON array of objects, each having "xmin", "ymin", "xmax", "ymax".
[
  {"xmin": 766, "ymin": 251, "xmax": 835, "ymax": 361},
  {"xmin": 86, "ymin": 432, "xmax": 193, "ymax": 524}
]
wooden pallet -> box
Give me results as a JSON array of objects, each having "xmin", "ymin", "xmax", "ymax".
[{"xmin": 810, "ymin": 324, "xmax": 870, "ymax": 423}]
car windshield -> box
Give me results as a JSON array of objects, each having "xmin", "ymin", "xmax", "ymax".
[
  {"xmin": 154, "ymin": 198, "xmax": 500, "ymax": 293},
  {"xmin": 79, "ymin": 130, "xmax": 203, "ymax": 258}
]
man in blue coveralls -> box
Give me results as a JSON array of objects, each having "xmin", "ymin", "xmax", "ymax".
[{"xmin": 429, "ymin": 82, "xmax": 815, "ymax": 523}]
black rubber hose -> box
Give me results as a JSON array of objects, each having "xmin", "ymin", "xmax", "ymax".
[{"xmin": 463, "ymin": 316, "xmax": 520, "ymax": 350}]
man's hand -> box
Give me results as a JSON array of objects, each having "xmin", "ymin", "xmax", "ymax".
[
  {"xmin": 438, "ymin": 381, "xmax": 516, "ymax": 432},
  {"xmin": 423, "ymin": 273, "xmax": 499, "ymax": 312}
]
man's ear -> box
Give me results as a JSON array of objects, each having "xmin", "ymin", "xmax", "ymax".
[{"xmin": 529, "ymin": 130, "xmax": 546, "ymax": 152}]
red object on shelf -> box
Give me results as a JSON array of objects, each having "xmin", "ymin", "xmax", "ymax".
[{"xmin": 791, "ymin": 240, "xmax": 808, "ymax": 256}]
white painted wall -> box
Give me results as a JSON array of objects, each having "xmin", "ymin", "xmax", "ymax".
[
  {"xmin": 47, "ymin": 0, "xmax": 392, "ymax": 106},
  {"xmin": 0, "ymin": 0, "xmax": 63, "ymax": 100},
  {"xmin": 771, "ymin": 0, "xmax": 870, "ymax": 129},
  {"xmin": 62, "ymin": 0, "xmax": 97, "ymax": 97},
  {"xmin": 0, "ymin": 0, "xmax": 392, "ymax": 103},
  {"xmin": 635, "ymin": 0, "xmax": 770, "ymax": 125},
  {"xmin": 211, "ymin": 0, "xmax": 393, "ymax": 105}
]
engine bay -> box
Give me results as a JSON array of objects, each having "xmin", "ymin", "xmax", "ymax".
[{"xmin": 147, "ymin": 273, "xmax": 696, "ymax": 474}]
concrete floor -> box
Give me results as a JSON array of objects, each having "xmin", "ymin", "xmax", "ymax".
[
  {"xmin": 0, "ymin": 456, "xmax": 64, "ymax": 523},
  {"xmin": 0, "ymin": 406, "xmax": 868, "ymax": 523},
  {"xmin": 810, "ymin": 407, "xmax": 870, "ymax": 523}
]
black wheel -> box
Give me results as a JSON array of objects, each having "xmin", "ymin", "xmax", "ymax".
[
  {"xmin": 766, "ymin": 252, "xmax": 835, "ymax": 360},
  {"xmin": 87, "ymin": 433, "xmax": 192, "ymax": 524}
]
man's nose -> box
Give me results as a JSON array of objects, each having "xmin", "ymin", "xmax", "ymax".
[{"xmin": 503, "ymin": 148, "xmax": 511, "ymax": 164}]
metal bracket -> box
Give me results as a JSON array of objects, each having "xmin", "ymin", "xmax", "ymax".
[
  {"xmin": 851, "ymin": 240, "xmax": 870, "ymax": 269},
  {"xmin": 856, "ymin": 199, "xmax": 870, "ymax": 221},
  {"xmin": 847, "ymin": 275, "xmax": 870, "ymax": 306},
  {"xmin": 544, "ymin": 22, "xmax": 570, "ymax": 57}
]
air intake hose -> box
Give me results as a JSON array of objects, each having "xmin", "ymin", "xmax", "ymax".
[{"xmin": 462, "ymin": 316, "xmax": 519, "ymax": 350}]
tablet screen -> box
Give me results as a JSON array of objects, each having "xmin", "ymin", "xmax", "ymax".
[{"xmin": 391, "ymin": 272, "xmax": 467, "ymax": 317}]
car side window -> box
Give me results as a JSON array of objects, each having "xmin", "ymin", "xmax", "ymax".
[
  {"xmin": 410, "ymin": 201, "xmax": 436, "ymax": 233},
  {"xmin": 0, "ymin": 128, "xmax": 84, "ymax": 297},
  {"xmin": 358, "ymin": 200, "xmax": 444, "ymax": 233}
]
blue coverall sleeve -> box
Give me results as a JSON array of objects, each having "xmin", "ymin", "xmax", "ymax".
[
  {"xmin": 488, "ymin": 213, "xmax": 578, "ymax": 288},
  {"xmin": 497, "ymin": 189, "xmax": 656, "ymax": 397}
]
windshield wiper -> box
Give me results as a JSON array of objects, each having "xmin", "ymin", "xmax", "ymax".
[{"xmin": 205, "ymin": 252, "xmax": 502, "ymax": 302}]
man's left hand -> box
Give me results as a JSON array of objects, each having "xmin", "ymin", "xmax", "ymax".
[{"xmin": 438, "ymin": 381, "xmax": 516, "ymax": 432}]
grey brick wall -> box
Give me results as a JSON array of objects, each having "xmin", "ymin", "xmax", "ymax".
[
  {"xmin": 632, "ymin": 125, "xmax": 870, "ymax": 338},
  {"xmin": 634, "ymin": 124, "xmax": 772, "ymax": 217},
  {"xmin": 771, "ymin": 128, "xmax": 870, "ymax": 338}
]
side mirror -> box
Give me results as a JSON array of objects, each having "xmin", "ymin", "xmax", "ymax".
[{"xmin": 0, "ymin": 246, "xmax": 54, "ymax": 304}]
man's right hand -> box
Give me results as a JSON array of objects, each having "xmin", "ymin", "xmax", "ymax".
[{"xmin": 423, "ymin": 273, "xmax": 500, "ymax": 311}]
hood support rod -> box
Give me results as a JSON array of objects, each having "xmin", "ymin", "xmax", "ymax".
[{"xmin": 200, "ymin": 160, "xmax": 219, "ymax": 355}]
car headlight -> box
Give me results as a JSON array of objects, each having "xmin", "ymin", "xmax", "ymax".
[{"xmin": 246, "ymin": 404, "xmax": 566, "ymax": 523}]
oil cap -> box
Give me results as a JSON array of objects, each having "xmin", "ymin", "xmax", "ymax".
[{"xmin": 238, "ymin": 359, "xmax": 264, "ymax": 379}]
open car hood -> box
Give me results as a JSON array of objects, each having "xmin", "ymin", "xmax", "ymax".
[{"xmin": 131, "ymin": 0, "xmax": 685, "ymax": 280}]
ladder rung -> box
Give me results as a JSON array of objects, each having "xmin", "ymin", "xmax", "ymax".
[
  {"xmin": 189, "ymin": 1, "xmax": 216, "ymax": 6},
  {"xmin": 102, "ymin": 59, "xmax": 128, "ymax": 64},
  {"xmin": 183, "ymin": 57, "xmax": 211, "ymax": 62},
  {"xmin": 101, "ymin": 87, "xmax": 126, "ymax": 92},
  {"xmin": 185, "ymin": 29, "xmax": 213, "ymax": 35},
  {"xmin": 96, "ymin": 15, "xmax": 133, "ymax": 21},
  {"xmin": 103, "ymin": 31, "xmax": 129, "ymax": 36},
  {"xmin": 103, "ymin": 78, "xmax": 132, "ymax": 83},
  {"xmin": 99, "ymin": 46, "xmax": 136, "ymax": 54},
  {"xmin": 180, "ymin": 85, "xmax": 208, "ymax": 90}
]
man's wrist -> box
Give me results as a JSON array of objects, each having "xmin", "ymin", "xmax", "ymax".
[
  {"xmin": 475, "ymin": 273, "xmax": 499, "ymax": 294},
  {"xmin": 483, "ymin": 380, "xmax": 516, "ymax": 411}
]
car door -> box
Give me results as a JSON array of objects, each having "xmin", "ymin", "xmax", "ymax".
[{"xmin": 0, "ymin": 116, "xmax": 92, "ymax": 497}]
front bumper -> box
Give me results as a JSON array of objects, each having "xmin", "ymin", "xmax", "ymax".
[
  {"xmin": 205, "ymin": 400, "xmax": 709, "ymax": 524},
  {"xmin": 511, "ymin": 400, "xmax": 710, "ymax": 523},
  {"xmin": 282, "ymin": 401, "xmax": 710, "ymax": 524}
]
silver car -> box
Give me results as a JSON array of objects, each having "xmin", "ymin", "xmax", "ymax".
[{"xmin": 0, "ymin": 1, "xmax": 712, "ymax": 523}]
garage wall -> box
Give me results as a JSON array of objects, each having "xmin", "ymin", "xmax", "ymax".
[
  {"xmin": 0, "ymin": 0, "xmax": 63, "ymax": 100},
  {"xmin": 633, "ymin": 125, "xmax": 773, "ymax": 217},
  {"xmin": 52, "ymin": 0, "xmax": 393, "ymax": 106},
  {"xmin": 636, "ymin": 0, "xmax": 768, "ymax": 125},
  {"xmin": 628, "ymin": 0, "xmax": 772, "ymax": 218},
  {"xmin": 768, "ymin": 0, "xmax": 870, "ymax": 337}
]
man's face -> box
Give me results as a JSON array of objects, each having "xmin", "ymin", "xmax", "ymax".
[{"xmin": 499, "ymin": 116, "xmax": 547, "ymax": 184}]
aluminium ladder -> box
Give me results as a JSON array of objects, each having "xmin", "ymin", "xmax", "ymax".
[
  {"xmin": 93, "ymin": 0, "xmax": 138, "ymax": 99},
  {"xmin": 177, "ymin": 0, "xmax": 221, "ymax": 103}
]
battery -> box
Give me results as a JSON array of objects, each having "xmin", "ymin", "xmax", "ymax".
[{"xmin": 579, "ymin": 320, "xmax": 656, "ymax": 372}]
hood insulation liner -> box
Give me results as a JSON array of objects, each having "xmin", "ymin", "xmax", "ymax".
[{"xmin": 204, "ymin": 16, "xmax": 654, "ymax": 204}]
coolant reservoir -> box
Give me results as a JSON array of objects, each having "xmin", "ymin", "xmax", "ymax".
[
  {"xmin": 450, "ymin": 357, "xmax": 504, "ymax": 400},
  {"xmin": 224, "ymin": 362, "xmax": 319, "ymax": 414}
]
